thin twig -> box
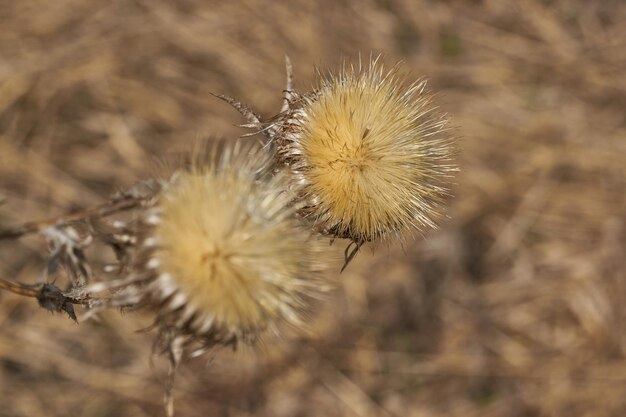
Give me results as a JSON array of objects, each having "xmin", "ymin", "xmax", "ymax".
[
  {"xmin": 0, "ymin": 198, "xmax": 142, "ymax": 240},
  {"xmin": 0, "ymin": 277, "xmax": 39, "ymax": 298},
  {"xmin": 280, "ymin": 55, "xmax": 294, "ymax": 113}
]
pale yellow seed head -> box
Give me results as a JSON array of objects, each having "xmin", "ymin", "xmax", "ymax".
[
  {"xmin": 282, "ymin": 61, "xmax": 455, "ymax": 245},
  {"xmin": 151, "ymin": 144, "xmax": 329, "ymax": 338}
]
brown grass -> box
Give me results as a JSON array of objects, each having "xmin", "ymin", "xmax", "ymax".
[{"xmin": 1, "ymin": 0, "xmax": 625, "ymax": 416}]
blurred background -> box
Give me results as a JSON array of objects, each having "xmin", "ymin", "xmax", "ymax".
[{"xmin": 1, "ymin": 0, "xmax": 625, "ymax": 416}]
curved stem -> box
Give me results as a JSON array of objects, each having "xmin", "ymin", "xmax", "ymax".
[{"xmin": 0, "ymin": 198, "xmax": 142, "ymax": 240}]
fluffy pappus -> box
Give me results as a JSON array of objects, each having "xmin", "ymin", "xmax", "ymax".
[
  {"xmin": 270, "ymin": 59, "xmax": 457, "ymax": 262},
  {"xmin": 93, "ymin": 142, "xmax": 332, "ymax": 358}
]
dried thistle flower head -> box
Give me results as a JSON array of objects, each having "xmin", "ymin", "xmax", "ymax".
[
  {"xmin": 103, "ymin": 142, "xmax": 332, "ymax": 353},
  {"xmin": 272, "ymin": 59, "xmax": 456, "ymax": 260}
]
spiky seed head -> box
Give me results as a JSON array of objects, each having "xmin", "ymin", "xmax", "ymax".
[
  {"xmin": 135, "ymin": 142, "xmax": 331, "ymax": 348},
  {"xmin": 274, "ymin": 60, "xmax": 456, "ymax": 247}
]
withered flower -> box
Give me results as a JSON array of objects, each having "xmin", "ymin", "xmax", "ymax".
[
  {"xmin": 92, "ymin": 142, "xmax": 331, "ymax": 357},
  {"xmin": 267, "ymin": 59, "xmax": 456, "ymax": 264}
]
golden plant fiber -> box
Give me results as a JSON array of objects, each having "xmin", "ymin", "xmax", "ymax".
[
  {"xmin": 280, "ymin": 61, "xmax": 455, "ymax": 245},
  {"xmin": 149, "ymin": 144, "xmax": 330, "ymax": 340}
]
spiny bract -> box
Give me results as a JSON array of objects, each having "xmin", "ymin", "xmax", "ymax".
[{"xmin": 275, "ymin": 60, "xmax": 455, "ymax": 249}]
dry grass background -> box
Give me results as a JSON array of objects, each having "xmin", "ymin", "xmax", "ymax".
[{"xmin": 1, "ymin": 0, "xmax": 625, "ymax": 416}]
